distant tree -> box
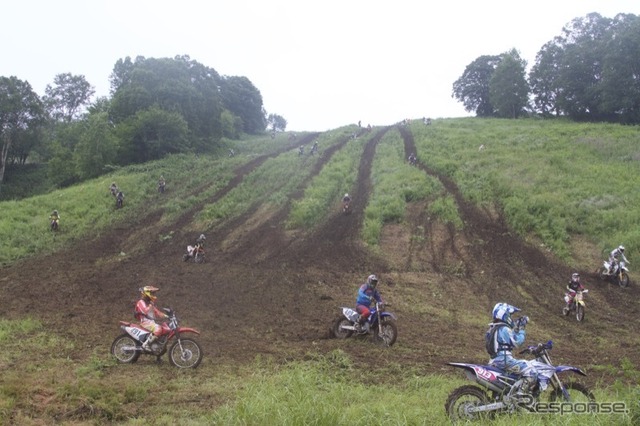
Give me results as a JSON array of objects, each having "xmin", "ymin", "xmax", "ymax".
[
  {"xmin": 599, "ymin": 14, "xmax": 640, "ymax": 123},
  {"xmin": 529, "ymin": 39, "xmax": 564, "ymax": 116},
  {"xmin": 219, "ymin": 76, "xmax": 266, "ymax": 134},
  {"xmin": 74, "ymin": 112, "xmax": 118, "ymax": 179},
  {"xmin": 0, "ymin": 76, "xmax": 46, "ymax": 185},
  {"xmin": 44, "ymin": 73, "xmax": 95, "ymax": 123},
  {"xmin": 117, "ymin": 106, "xmax": 189, "ymax": 164},
  {"xmin": 109, "ymin": 55, "xmax": 223, "ymax": 152},
  {"xmin": 489, "ymin": 49, "xmax": 529, "ymax": 118},
  {"xmin": 452, "ymin": 55, "xmax": 501, "ymax": 116},
  {"xmin": 267, "ymin": 113, "xmax": 287, "ymax": 132},
  {"xmin": 47, "ymin": 121, "xmax": 83, "ymax": 186}
]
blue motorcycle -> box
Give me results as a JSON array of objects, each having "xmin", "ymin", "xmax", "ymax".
[
  {"xmin": 445, "ymin": 340, "xmax": 595, "ymax": 421},
  {"xmin": 331, "ymin": 301, "xmax": 398, "ymax": 346}
]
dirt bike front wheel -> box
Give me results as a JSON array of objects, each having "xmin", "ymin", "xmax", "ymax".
[
  {"xmin": 618, "ymin": 272, "xmax": 630, "ymax": 288},
  {"xmin": 194, "ymin": 253, "xmax": 205, "ymax": 264},
  {"xmin": 331, "ymin": 316, "xmax": 353, "ymax": 339},
  {"xmin": 576, "ymin": 305, "xmax": 585, "ymax": 322},
  {"xmin": 373, "ymin": 318, "xmax": 398, "ymax": 347},
  {"xmin": 548, "ymin": 382, "xmax": 595, "ymax": 406},
  {"xmin": 445, "ymin": 385, "xmax": 491, "ymax": 422},
  {"xmin": 169, "ymin": 338, "xmax": 203, "ymax": 368},
  {"xmin": 111, "ymin": 334, "xmax": 141, "ymax": 364}
]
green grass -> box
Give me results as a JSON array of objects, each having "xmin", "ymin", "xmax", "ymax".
[
  {"xmin": 410, "ymin": 118, "xmax": 640, "ymax": 260},
  {"xmin": 287, "ymin": 129, "xmax": 364, "ymax": 229},
  {"xmin": 1, "ymin": 318, "xmax": 637, "ymax": 424},
  {"xmin": 362, "ymin": 129, "xmax": 443, "ymax": 245}
]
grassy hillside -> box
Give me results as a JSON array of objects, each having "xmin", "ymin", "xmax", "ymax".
[{"xmin": 1, "ymin": 119, "xmax": 639, "ymax": 424}]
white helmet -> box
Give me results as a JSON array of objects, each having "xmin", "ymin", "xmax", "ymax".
[{"xmin": 344, "ymin": 193, "xmax": 349, "ymax": 198}]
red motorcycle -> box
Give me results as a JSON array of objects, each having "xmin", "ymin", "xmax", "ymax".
[{"xmin": 111, "ymin": 308, "xmax": 203, "ymax": 368}]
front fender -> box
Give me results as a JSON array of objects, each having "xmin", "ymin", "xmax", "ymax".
[
  {"xmin": 380, "ymin": 311, "xmax": 397, "ymax": 320},
  {"xmin": 176, "ymin": 326, "xmax": 200, "ymax": 335},
  {"xmin": 556, "ymin": 365, "xmax": 587, "ymax": 376}
]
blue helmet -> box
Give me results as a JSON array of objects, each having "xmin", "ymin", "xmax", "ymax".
[{"xmin": 492, "ymin": 303, "xmax": 521, "ymax": 327}]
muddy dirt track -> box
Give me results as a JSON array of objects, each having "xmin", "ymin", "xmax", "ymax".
[{"xmin": 1, "ymin": 126, "xmax": 639, "ymax": 385}]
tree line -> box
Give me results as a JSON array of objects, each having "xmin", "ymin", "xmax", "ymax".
[
  {"xmin": 0, "ymin": 55, "xmax": 288, "ymax": 189},
  {"xmin": 452, "ymin": 13, "xmax": 640, "ymax": 123}
]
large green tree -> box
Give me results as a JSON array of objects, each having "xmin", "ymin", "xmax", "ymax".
[
  {"xmin": 44, "ymin": 73, "xmax": 95, "ymax": 123},
  {"xmin": 489, "ymin": 49, "xmax": 529, "ymax": 118},
  {"xmin": 74, "ymin": 112, "xmax": 118, "ymax": 179},
  {"xmin": 599, "ymin": 14, "xmax": 640, "ymax": 123},
  {"xmin": 109, "ymin": 55, "xmax": 223, "ymax": 153},
  {"xmin": 0, "ymin": 76, "xmax": 46, "ymax": 185},
  {"xmin": 529, "ymin": 39, "xmax": 564, "ymax": 116},
  {"xmin": 452, "ymin": 55, "xmax": 502, "ymax": 117},
  {"xmin": 219, "ymin": 76, "xmax": 266, "ymax": 134}
]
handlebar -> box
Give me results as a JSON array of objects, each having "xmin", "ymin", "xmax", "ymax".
[{"xmin": 519, "ymin": 340, "xmax": 553, "ymax": 356}]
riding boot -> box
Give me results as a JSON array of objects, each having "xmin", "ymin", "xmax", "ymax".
[{"xmin": 143, "ymin": 334, "xmax": 157, "ymax": 350}]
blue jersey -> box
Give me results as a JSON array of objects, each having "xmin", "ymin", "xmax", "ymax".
[{"xmin": 356, "ymin": 283, "xmax": 382, "ymax": 306}]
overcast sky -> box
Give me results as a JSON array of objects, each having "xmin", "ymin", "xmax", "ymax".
[{"xmin": 3, "ymin": 1, "xmax": 639, "ymax": 131}]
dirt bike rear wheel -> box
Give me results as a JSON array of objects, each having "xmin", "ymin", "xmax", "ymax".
[
  {"xmin": 373, "ymin": 318, "xmax": 398, "ymax": 347},
  {"xmin": 598, "ymin": 267, "xmax": 608, "ymax": 281},
  {"xmin": 331, "ymin": 316, "xmax": 353, "ymax": 339},
  {"xmin": 445, "ymin": 385, "xmax": 490, "ymax": 422},
  {"xmin": 548, "ymin": 382, "xmax": 595, "ymax": 406},
  {"xmin": 169, "ymin": 338, "xmax": 203, "ymax": 368},
  {"xmin": 618, "ymin": 272, "xmax": 630, "ymax": 288},
  {"xmin": 576, "ymin": 305, "xmax": 585, "ymax": 322},
  {"xmin": 111, "ymin": 334, "xmax": 141, "ymax": 364}
]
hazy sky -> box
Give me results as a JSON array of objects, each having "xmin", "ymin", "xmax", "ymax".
[{"xmin": 4, "ymin": 1, "xmax": 639, "ymax": 131}]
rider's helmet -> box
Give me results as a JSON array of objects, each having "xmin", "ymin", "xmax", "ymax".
[
  {"xmin": 492, "ymin": 302, "xmax": 520, "ymax": 327},
  {"xmin": 618, "ymin": 245, "xmax": 625, "ymax": 253},
  {"xmin": 53, "ymin": 210, "xmax": 58, "ymax": 215},
  {"xmin": 344, "ymin": 193, "xmax": 349, "ymax": 198},
  {"xmin": 571, "ymin": 272, "xmax": 580, "ymax": 282},
  {"xmin": 366, "ymin": 274, "xmax": 379, "ymax": 289},
  {"xmin": 141, "ymin": 285, "xmax": 159, "ymax": 302}
]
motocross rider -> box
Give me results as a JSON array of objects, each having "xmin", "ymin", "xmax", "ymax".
[
  {"xmin": 487, "ymin": 303, "xmax": 552, "ymax": 394},
  {"xmin": 135, "ymin": 286, "xmax": 168, "ymax": 350},
  {"xmin": 608, "ymin": 245, "xmax": 628, "ymax": 274},
  {"xmin": 187, "ymin": 234, "xmax": 206, "ymax": 259},
  {"xmin": 565, "ymin": 272, "xmax": 584, "ymax": 307},
  {"xmin": 116, "ymin": 190, "xmax": 125, "ymax": 205},
  {"xmin": 110, "ymin": 182, "xmax": 118, "ymax": 196},
  {"xmin": 49, "ymin": 210, "xmax": 60, "ymax": 225},
  {"xmin": 355, "ymin": 274, "xmax": 384, "ymax": 331},
  {"xmin": 342, "ymin": 193, "xmax": 351, "ymax": 210}
]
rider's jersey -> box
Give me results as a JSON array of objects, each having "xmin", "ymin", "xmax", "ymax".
[
  {"xmin": 356, "ymin": 283, "xmax": 382, "ymax": 307},
  {"xmin": 491, "ymin": 324, "xmax": 525, "ymax": 358},
  {"xmin": 567, "ymin": 280, "xmax": 583, "ymax": 292},
  {"xmin": 134, "ymin": 299, "xmax": 165, "ymax": 322},
  {"xmin": 610, "ymin": 248, "xmax": 627, "ymax": 261}
]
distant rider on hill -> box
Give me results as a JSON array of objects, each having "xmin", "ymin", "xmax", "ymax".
[
  {"xmin": 608, "ymin": 245, "xmax": 628, "ymax": 274},
  {"xmin": 116, "ymin": 190, "xmax": 125, "ymax": 207},
  {"xmin": 565, "ymin": 273, "xmax": 584, "ymax": 307},
  {"xmin": 49, "ymin": 210, "xmax": 60, "ymax": 229}
]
